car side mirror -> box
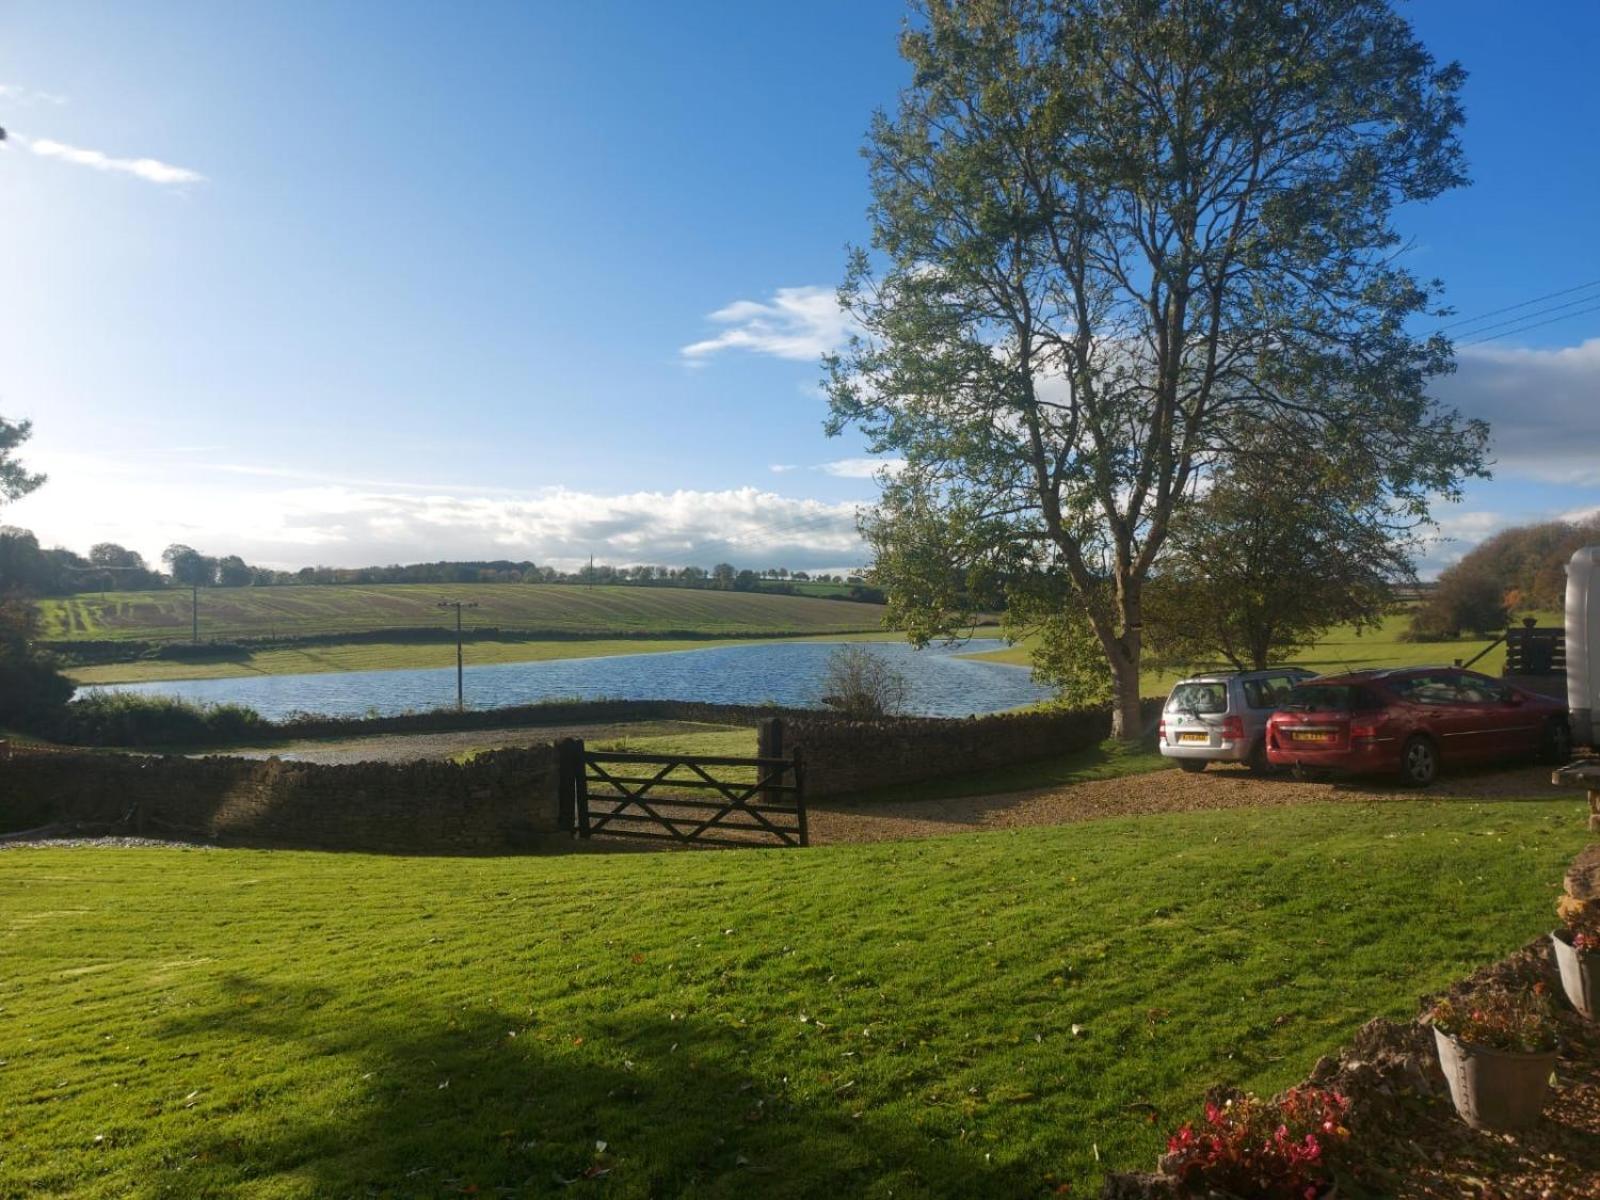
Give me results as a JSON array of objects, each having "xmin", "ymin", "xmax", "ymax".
[{"xmin": 1505, "ymin": 692, "xmax": 1523, "ymax": 706}]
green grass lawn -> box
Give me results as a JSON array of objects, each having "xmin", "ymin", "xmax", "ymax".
[
  {"xmin": 968, "ymin": 610, "xmax": 1565, "ymax": 695},
  {"xmin": 1, "ymin": 799, "xmax": 1585, "ymax": 1199},
  {"xmin": 40, "ymin": 584, "xmax": 891, "ymax": 645},
  {"xmin": 66, "ymin": 630, "xmax": 905, "ymax": 686}
]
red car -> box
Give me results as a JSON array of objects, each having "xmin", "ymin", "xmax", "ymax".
[{"xmin": 1265, "ymin": 667, "xmax": 1571, "ymax": 785}]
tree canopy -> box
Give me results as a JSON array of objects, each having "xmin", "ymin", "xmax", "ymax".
[
  {"xmin": 0, "ymin": 416, "xmax": 45, "ymax": 509},
  {"xmin": 828, "ymin": 0, "xmax": 1489, "ymax": 734}
]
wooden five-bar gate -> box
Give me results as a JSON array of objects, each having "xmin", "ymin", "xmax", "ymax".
[{"xmin": 557, "ymin": 722, "xmax": 807, "ymax": 849}]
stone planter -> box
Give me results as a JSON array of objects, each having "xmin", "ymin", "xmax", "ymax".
[
  {"xmin": 1551, "ymin": 929, "xmax": 1599, "ymax": 1019},
  {"xmin": 1433, "ymin": 1027, "xmax": 1556, "ymax": 1131}
]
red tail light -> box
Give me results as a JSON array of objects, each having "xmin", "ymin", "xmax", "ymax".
[
  {"xmin": 1221, "ymin": 715, "xmax": 1244, "ymax": 741},
  {"xmin": 1158, "ymin": 717, "xmax": 1166, "ymax": 741},
  {"xmin": 1351, "ymin": 718, "xmax": 1383, "ymax": 741}
]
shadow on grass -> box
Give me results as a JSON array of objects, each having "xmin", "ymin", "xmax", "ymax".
[{"xmin": 159, "ymin": 976, "xmax": 1033, "ymax": 1199}]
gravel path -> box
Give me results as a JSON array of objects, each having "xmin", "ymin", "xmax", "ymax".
[
  {"xmin": 804, "ymin": 761, "xmax": 1569, "ymax": 845},
  {"xmin": 212, "ymin": 720, "xmax": 729, "ymax": 765}
]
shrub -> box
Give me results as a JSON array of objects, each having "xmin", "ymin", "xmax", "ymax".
[
  {"xmin": 819, "ymin": 646, "xmax": 909, "ymax": 720},
  {"xmin": 1429, "ymin": 983, "xmax": 1559, "ymax": 1053},
  {"xmin": 0, "ymin": 596, "xmax": 74, "ymax": 730},
  {"xmin": 1162, "ymin": 1087, "xmax": 1350, "ymax": 1199},
  {"xmin": 57, "ymin": 691, "xmax": 268, "ymax": 747}
]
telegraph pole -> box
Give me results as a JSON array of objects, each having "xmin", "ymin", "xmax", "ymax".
[{"xmin": 437, "ymin": 601, "xmax": 479, "ymax": 710}]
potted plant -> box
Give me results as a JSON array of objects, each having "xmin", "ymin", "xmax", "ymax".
[
  {"xmin": 1428, "ymin": 984, "xmax": 1559, "ymax": 1131},
  {"xmin": 1161, "ymin": 1087, "xmax": 1349, "ymax": 1198},
  {"xmin": 1551, "ymin": 902, "xmax": 1600, "ymax": 1019}
]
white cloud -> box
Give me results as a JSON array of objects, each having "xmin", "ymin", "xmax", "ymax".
[
  {"xmin": 10, "ymin": 133, "xmax": 204, "ymax": 186},
  {"xmin": 1434, "ymin": 338, "xmax": 1600, "ymax": 485},
  {"xmin": 7, "ymin": 455, "xmax": 867, "ymax": 573},
  {"xmin": 681, "ymin": 285, "xmax": 851, "ymax": 363}
]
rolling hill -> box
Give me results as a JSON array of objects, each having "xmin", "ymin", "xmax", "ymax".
[{"xmin": 39, "ymin": 584, "xmax": 890, "ymax": 643}]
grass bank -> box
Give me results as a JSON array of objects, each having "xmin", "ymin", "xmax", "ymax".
[
  {"xmin": 968, "ymin": 610, "xmax": 1564, "ymax": 694},
  {"xmin": 0, "ymin": 799, "xmax": 1584, "ymax": 1198},
  {"xmin": 41, "ymin": 584, "xmax": 892, "ymax": 644}
]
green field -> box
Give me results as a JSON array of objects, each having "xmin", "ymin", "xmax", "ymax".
[
  {"xmin": 39, "ymin": 584, "xmax": 891, "ymax": 644},
  {"xmin": 968, "ymin": 610, "xmax": 1562, "ymax": 694},
  {"xmin": 0, "ymin": 799, "xmax": 1584, "ymax": 1199}
]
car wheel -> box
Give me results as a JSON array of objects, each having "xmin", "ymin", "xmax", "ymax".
[
  {"xmin": 1541, "ymin": 719, "xmax": 1573, "ymax": 765},
  {"xmin": 1400, "ymin": 735, "xmax": 1438, "ymax": 787},
  {"xmin": 1246, "ymin": 739, "xmax": 1272, "ymax": 774},
  {"xmin": 1177, "ymin": 759, "xmax": 1208, "ymax": 774}
]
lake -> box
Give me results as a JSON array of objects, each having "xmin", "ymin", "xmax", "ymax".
[{"xmin": 84, "ymin": 638, "xmax": 1052, "ymax": 720}]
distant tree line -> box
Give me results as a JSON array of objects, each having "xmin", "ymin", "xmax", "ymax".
[
  {"xmin": 0, "ymin": 527, "xmax": 883, "ymax": 602},
  {"xmin": 1408, "ymin": 513, "xmax": 1600, "ymax": 640}
]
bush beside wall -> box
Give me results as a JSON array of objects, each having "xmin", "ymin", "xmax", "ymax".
[{"xmin": 0, "ymin": 743, "xmax": 560, "ymax": 853}]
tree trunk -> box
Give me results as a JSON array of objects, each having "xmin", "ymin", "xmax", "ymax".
[{"xmin": 1108, "ymin": 635, "xmax": 1144, "ymax": 741}]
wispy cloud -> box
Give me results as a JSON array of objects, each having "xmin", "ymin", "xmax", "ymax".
[
  {"xmin": 768, "ymin": 458, "xmax": 905, "ymax": 480},
  {"xmin": 681, "ymin": 285, "xmax": 851, "ymax": 364},
  {"xmin": 0, "ymin": 82, "xmax": 68, "ymax": 107},
  {"xmin": 10, "ymin": 132, "xmax": 205, "ymax": 186}
]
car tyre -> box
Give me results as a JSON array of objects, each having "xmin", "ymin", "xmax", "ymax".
[
  {"xmin": 1400, "ymin": 735, "xmax": 1438, "ymax": 787},
  {"xmin": 1177, "ymin": 759, "xmax": 1208, "ymax": 774},
  {"xmin": 1246, "ymin": 739, "xmax": 1272, "ymax": 775},
  {"xmin": 1541, "ymin": 719, "xmax": 1573, "ymax": 765}
]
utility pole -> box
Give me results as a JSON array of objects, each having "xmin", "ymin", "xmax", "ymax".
[
  {"xmin": 437, "ymin": 601, "xmax": 479, "ymax": 710},
  {"xmin": 588, "ymin": 553, "xmax": 594, "ymax": 590}
]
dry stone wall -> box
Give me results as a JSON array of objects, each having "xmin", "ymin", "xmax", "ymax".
[
  {"xmin": 0, "ymin": 743, "xmax": 560, "ymax": 854},
  {"xmin": 786, "ymin": 699, "xmax": 1166, "ymax": 797}
]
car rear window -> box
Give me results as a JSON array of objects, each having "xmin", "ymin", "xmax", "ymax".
[
  {"xmin": 1167, "ymin": 682, "xmax": 1228, "ymax": 714},
  {"xmin": 1281, "ymin": 684, "xmax": 1382, "ymax": 712}
]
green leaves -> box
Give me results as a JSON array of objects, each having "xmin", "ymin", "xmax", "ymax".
[{"xmin": 829, "ymin": 0, "xmax": 1485, "ymax": 723}]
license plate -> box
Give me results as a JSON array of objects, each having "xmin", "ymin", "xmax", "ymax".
[
  {"xmin": 1291, "ymin": 731, "xmax": 1335, "ymax": 744},
  {"xmin": 1178, "ymin": 732, "xmax": 1209, "ymax": 744}
]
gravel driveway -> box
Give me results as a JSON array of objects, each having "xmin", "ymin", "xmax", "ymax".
[
  {"xmin": 212, "ymin": 721, "xmax": 725, "ymax": 765},
  {"xmin": 804, "ymin": 761, "xmax": 1572, "ymax": 845}
]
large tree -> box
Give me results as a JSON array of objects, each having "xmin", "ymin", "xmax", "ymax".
[
  {"xmin": 1142, "ymin": 428, "xmax": 1415, "ymax": 671},
  {"xmin": 827, "ymin": 0, "xmax": 1489, "ymax": 736}
]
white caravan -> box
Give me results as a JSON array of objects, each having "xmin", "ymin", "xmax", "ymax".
[{"xmin": 1569, "ymin": 546, "xmax": 1599, "ymax": 747}]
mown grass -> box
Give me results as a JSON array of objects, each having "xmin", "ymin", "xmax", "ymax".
[
  {"xmin": 447, "ymin": 722, "xmax": 757, "ymax": 766},
  {"xmin": 968, "ymin": 610, "xmax": 1565, "ymax": 693},
  {"xmin": 40, "ymin": 585, "xmax": 891, "ymax": 644},
  {"xmin": 65, "ymin": 631, "xmax": 908, "ymax": 686},
  {"xmin": 0, "ymin": 799, "xmax": 1585, "ymax": 1199}
]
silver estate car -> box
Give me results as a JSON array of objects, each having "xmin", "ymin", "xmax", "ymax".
[{"xmin": 1159, "ymin": 668, "xmax": 1317, "ymax": 773}]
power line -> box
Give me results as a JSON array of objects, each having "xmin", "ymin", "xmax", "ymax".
[
  {"xmin": 1435, "ymin": 277, "xmax": 1600, "ymax": 332},
  {"xmin": 1445, "ymin": 292, "xmax": 1600, "ymax": 343},
  {"xmin": 1455, "ymin": 298, "xmax": 1600, "ymax": 347}
]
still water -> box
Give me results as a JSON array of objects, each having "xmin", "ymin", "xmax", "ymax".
[{"xmin": 86, "ymin": 639, "xmax": 1051, "ymax": 720}]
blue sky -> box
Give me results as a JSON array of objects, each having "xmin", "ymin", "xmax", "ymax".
[{"xmin": 2, "ymin": 0, "xmax": 1597, "ymax": 575}]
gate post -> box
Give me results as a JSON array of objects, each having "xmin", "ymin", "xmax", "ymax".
[
  {"xmin": 758, "ymin": 717, "xmax": 783, "ymax": 807},
  {"xmin": 792, "ymin": 746, "xmax": 808, "ymax": 847},
  {"xmin": 556, "ymin": 738, "xmax": 581, "ymax": 834}
]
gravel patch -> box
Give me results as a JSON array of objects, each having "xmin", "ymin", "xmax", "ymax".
[
  {"xmin": 0, "ymin": 836, "xmax": 217, "ymax": 851},
  {"xmin": 805, "ymin": 761, "xmax": 1569, "ymax": 845},
  {"xmin": 211, "ymin": 720, "xmax": 734, "ymax": 765}
]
